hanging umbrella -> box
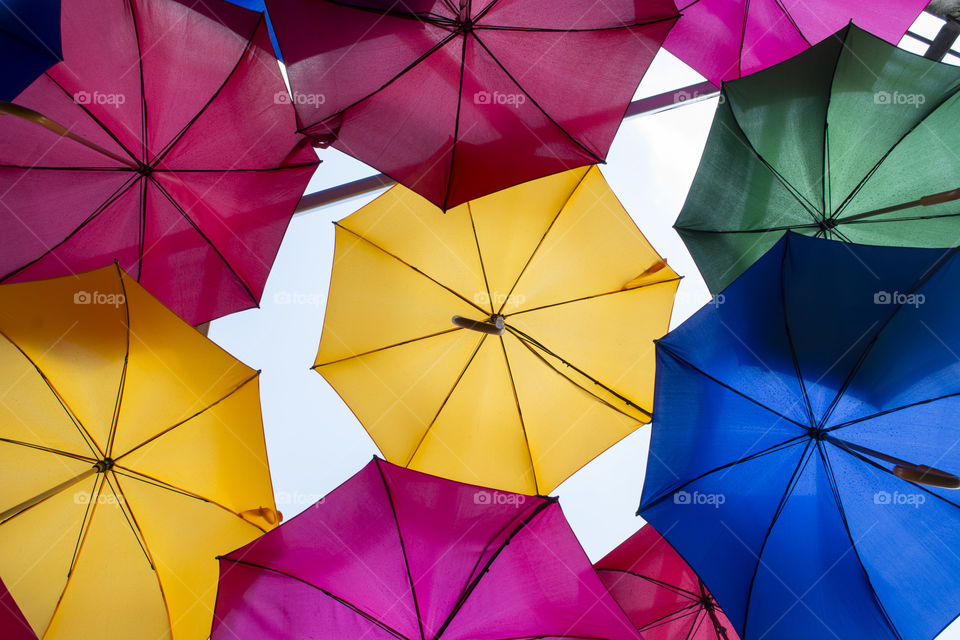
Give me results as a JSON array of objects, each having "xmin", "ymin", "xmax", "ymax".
[
  {"xmin": 0, "ymin": 0, "xmax": 318, "ymax": 325},
  {"xmin": 0, "ymin": 576, "xmax": 35, "ymax": 640},
  {"xmin": 0, "ymin": 265, "xmax": 280, "ymax": 639},
  {"xmin": 263, "ymin": 0, "xmax": 679, "ymax": 209},
  {"xmin": 675, "ymin": 24, "xmax": 960, "ymax": 294},
  {"xmin": 595, "ymin": 524, "xmax": 739, "ymax": 640},
  {"xmin": 313, "ymin": 166, "xmax": 680, "ymax": 494},
  {"xmin": 0, "ymin": 0, "xmax": 62, "ymax": 101},
  {"xmin": 664, "ymin": 1, "xmax": 926, "ymax": 84},
  {"xmin": 212, "ymin": 457, "xmax": 641, "ymax": 640},
  {"xmin": 640, "ymin": 232, "xmax": 960, "ymax": 640}
]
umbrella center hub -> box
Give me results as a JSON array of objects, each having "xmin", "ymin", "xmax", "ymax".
[
  {"xmin": 136, "ymin": 163, "xmax": 153, "ymax": 178},
  {"xmin": 95, "ymin": 457, "xmax": 115, "ymax": 472},
  {"xmin": 818, "ymin": 217, "xmax": 837, "ymax": 231},
  {"xmin": 700, "ymin": 595, "xmax": 714, "ymax": 609},
  {"xmin": 806, "ymin": 426, "xmax": 826, "ymax": 440},
  {"xmin": 458, "ymin": 17, "xmax": 474, "ymax": 32}
]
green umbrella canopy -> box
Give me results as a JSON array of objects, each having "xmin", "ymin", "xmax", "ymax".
[{"xmin": 676, "ymin": 23, "xmax": 960, "ymax": 294}]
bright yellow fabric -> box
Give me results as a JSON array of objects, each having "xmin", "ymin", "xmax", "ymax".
[
  {"xmin": 0, "ymin": 266, "xmax": 277, "ymax": 640},
  {"xmin": 315, "ymin": 166, "xmax": 679, "ymax": 494}
]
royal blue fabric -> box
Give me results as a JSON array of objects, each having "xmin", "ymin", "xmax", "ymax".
[
  {"xmin": 641, "ymin": 233, "xmax": 960, "ymax": 640},
  {"xmin": 1, "ymin": 0, "xmax": 62, "ymax": 101}
]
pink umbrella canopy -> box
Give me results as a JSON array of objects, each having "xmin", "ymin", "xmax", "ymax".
[
  {"xmin": 212, "ymin": 458, "xmax": 642, "ymax": 640},
  {"xmin": 0, "ymin": 0, "xmax": 318, "ymax": 325},
  {"xmin": 0, "ymin": 577, "xmax": 35, "ymax": 640},
  {"xmin": 264, "ymin": 0, "xmax": 679, "ymax": 210},
  {"xmin": 595, "ymin": 525, "xmax": 738, "ymax": 640},
  {"xmin": 665, "ymin": 0, "xmax": 928, "ymax": 84}
]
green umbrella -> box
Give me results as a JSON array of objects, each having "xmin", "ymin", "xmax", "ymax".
[{"xmin": 676, "ymin": 24, "xmax": 960, "ymax": 294}]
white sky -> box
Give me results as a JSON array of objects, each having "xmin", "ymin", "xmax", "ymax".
[{"xmin": 208, "ymin": 13, "xmax": 960, "ymax": 639}]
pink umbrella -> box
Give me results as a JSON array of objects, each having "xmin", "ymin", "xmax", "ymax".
[
  {"xmin": 665, "ymin": 0, "xmax": 928, "ymax": 84},
  {"xmin": 595, "ymin": 525, "xmax": 738, "ymax": 640},
  {"xmin": 264, "ymin": 0, "xmax": 679, "ymax": 210},
  {"xmin": 212, "ymin": 458, "xmax": 642, "ymax": 640},
  {"xmin": 0, "ymin": 577, "xmax": 35, "ymax": 640},
  {"xmin": 0, "ymin": 0, "xmax": 318, "ymax": 325}
]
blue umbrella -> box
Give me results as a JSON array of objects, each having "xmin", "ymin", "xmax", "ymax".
[
  {"xmin": 640, "ymin": 233, "xmax": 960, "ymax": 640},
  {"xmin": 224, "ymin": 0, "xmax": 282, "ymax": 59},
  {"xmin": 1, "ymin": 0, "xmax": 62, "ymax": 101}
]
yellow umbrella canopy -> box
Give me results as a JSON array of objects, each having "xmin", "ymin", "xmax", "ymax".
[
  {"xmin": 0, "ymin": 265, "xmax": 278, "ymax": 640},
  {"xmin": 315, "ymin": 166, "xmax": 680, "ymax": 494}
]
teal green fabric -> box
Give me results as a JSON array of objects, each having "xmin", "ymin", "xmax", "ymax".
[{"xmin": 677, "ymin": 24, "xmax": 960, "ymax": 294}]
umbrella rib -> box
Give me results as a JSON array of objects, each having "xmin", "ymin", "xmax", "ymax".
[
  {"xmin": 778, "ymin": 239, "xmax": 817, "ymax": 426},
  {"xmin": 432, "ymin": 498, "xmax": 555, "ymax": 639},
  {"xmin": 466, "ymin": 202, "xmax": 493, "ymax": 314},
  {"xmin": 497, "ymin": 167, "xmax": 590, "ymax": 315},
  {"xmin": 0, "ymin": 438, "xmax": 95, "ymax": 464},
  {"xmin": 0, "ymin": 328, "xmax": 103, "ymax": 459},
  {"xmin": 674, "ymin": 223, "xmax": 820, "ymax": 235},
  {"xmin": 505, "ymin": 276, "xmax": 682, "ymax": 318},
  {"xmin": 473, "ymin": 15, "xmax": 681, "ymax": 33},
  {"xmin": 64, "ymin": 473, "xmax": 102, "ymax": 579},
  {"xmin": 469, "ymin": 33, "xmax": 605, "ymax": 164},
  {"xmin": 102, "ymin": 472, "xmax": 154, "ymax": 569},
  {"xmin": 216, "ymin": 557, "xmax": 412, "ymax": 640},
  {"xmin": 324, "ymin": 0, "xmax": 452, "ymax": 26},
  {"xmin": 0, "ymin": 173, "xmax": 140, "ymax": 283},
  {"xmin": 636, "ymin": 602, "xmax": 702, "ymax": 631},
  {"xmin": 772, "ymin": 0, "xmax": 812, "ymax": 46},
  {"xmin": 701, "ymin": 578, "xmax": 732, "ymax": 640},
  {"xmin": 149, "ymin": 178, "xmax": 259, "ymax": 304},
  {"xmin": 105, "ymin": 263, "xmax": 131, "ymax": 457},
  {"xmin": 114, "ymin": 369, "xmax": 260, "ymax": 462},
  {"xmin": 333, "ymin": 222, "xmax": 489, "ymax": 314},
  {"xmin": 683, "ymin": 608, "xmax": 707, "ymax": 640},
  {"xmin": 0, "ymin": 164, "xmax": 133, "ymax": 171},
  {"xmin": 137, "ymin": 168, "xmax": 146, "ymax": 279},
  {"xmin": 820, "ymin": 25, "xmax": 851, "ymax": 217},
  {"xmin": 741, "ymin": 442, "xmax": 815, "ymax": 640},
  {"xmin": 403, "ymin": 335, "xmax": 486, "ymax": 466},
  {"xmin": 594, "ymin": 568, "xmax": 702, "ymax": 599},
  {"xmin": 138, "ymin": 163, "xmax": 320, "ymax": 173},
  {"xmin": 314, "ymin": 328, "xmax": 466, "ymax": 368},
  {"xmin": 374, "ymin": 459, "xmax": 426, "ymax": 640},
  {"xmin": 440, "ymin": 30, "xmax": 470, "ymax": 211},
  {"xmin": 148, "ymin": 14, "xmax": 265, "ymax": 167},
  {"xmin": 736, "ymin": 0, "xmax": 750, "ymax": 79},
  {"xmin": 505, "ymin": 326, "xmax": 647, "ymax": 420},
  {"xmin": 826, "ymin": 389, "xmax": 960, "ymax": 434},
  {"xmin": 128, "ymin": 0, "xmax": 148, "ymax": 163},
  {"xmin": 497, "ymin": 335, "xmax": 540, "ymax": 494}
]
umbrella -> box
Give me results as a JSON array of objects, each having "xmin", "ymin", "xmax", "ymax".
[
  {"xmin": 640, "ymin": 232, "xmax": 960, "ymax": 640},
  {"xmin": 0, "ymin": 265, "xmax": 279, "ymax": 639},
  {"xmin": 675, "ymin": 24, "xmax": 960, "ymax": 294},
  {"xmin": 664, "ymin": 1, "xmax": 926, "ymax": 84},
  {"xmin": 1, "ymin": 0, "xmax": 62, "ymax": 101},
  {"xmin": 595, "ymin": 524, "xmax": 738, "ymax": 640},
  {"xmin": 223, "ymin": 0, "xmax": 282, "ymax": 59},
  {"xmin": 212, "ymin": 457, "xmax": 641, "ymax": 640},
  {"xmin": 313, "ymin": 165, "xmax": 680, "ymax": 494},
  {"xmin": 0, "ymin": 576, "xmax": 35, "ymax": 640},
  {"xmin": 0, "ymin": 0, "xmax": 318, "ymax": 325},
  {"xmin": 264, "ymin": 0, "xmax": 679, "ymax": 209}
]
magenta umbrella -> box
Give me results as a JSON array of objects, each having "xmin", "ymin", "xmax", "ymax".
[
  {"xmin": 0, "ymin": 0, "xmax": 318, "ymax": 325},
  {"xmin": 264, "ymin": 0, "xmax": 679, "ymax": 210},
  {"xmin": 665, "ymin": 0, "xmax": 927, "ymax": 84},
  {"xmin": 212, "ymin": 458, "xmax": 641, "ymax": 640},
  {"xmin": 0, "ymin": 576, "xmax": 35, "ymax": 640},
  {"xmin": 595, "ymin": 525, "xmax": 738, "ymax": 640}
]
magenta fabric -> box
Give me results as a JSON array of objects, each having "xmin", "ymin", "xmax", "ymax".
[
  {"xmin": 0, "ymin": 0, "xmax": 318, "ymax": 325},
  {"xmin": 212, "ymin": 458, "xmax": 642, "ymax": 640},
  {"xmin": 0, "ymin": 577, "xmax": 35, "ymax": 640},
  {"xmin": 264, "ymin": 0, "xmax": 678, "ymax": 209},
  {"xmin": 666, "ymin": 0, "xmax": 928, "ymax": 84},
  {"xmin": 595, "ymin": 525, "xmax": 738, "ymax": 640}
]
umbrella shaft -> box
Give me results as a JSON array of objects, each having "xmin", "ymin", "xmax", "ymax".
[
  {"xmin": 0, "ymin": 466, "xmax": 98, "ymax": 524},
  {"xmin": 838, "ymin": 187, "xmax": 960, "ymax": 224}
]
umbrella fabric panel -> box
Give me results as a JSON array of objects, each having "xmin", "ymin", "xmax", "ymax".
[
  {"xmin": 0, "ymin": 575, "xmax": 36, "ymax": 640},
  {"xmin": 0, "ymin": 0, "xmax": 62, "ymax": 101}
]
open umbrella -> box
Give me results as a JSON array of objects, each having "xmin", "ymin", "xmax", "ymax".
[
  {"xmin": 223, "ymin": 0, "xmax": 282, "ymax": 58},
  {"xmin": 675, "ymin": 24, "xmax": 960, "ymax": 294},
  {"xmin": 640, "ymin": 233, "xmax": 960, "ymax": 640},
  {"xmin": 664, "ymin": 1, "xmax": 926, "ymax": 84},
  {"xmin": 595, "ymin": 524, "xmax": 738, "ymax": 640},
  {"xmin": 1, "ymin": 0, "xmax": 62, "ymax": 101},
  {"xmin": 0, "ymin": 265, "xmax": 279, "ymax": 639},
  {"xmin": 313, "ymin": 166, "xmax": 680, "ymax": 494},
  {"xmin": 264, "ymin": 0, "xmax": 679, "ymax": 209},
  {"xmin": 0, "ymin": 576, "xmax": 35, "ymax": 640},
  {"xmin": 0, "ymin": 0, "xmax": 318, "ymax": 325},
  {"xmin": 212, "ymin": 457, "xmax": 641, "ymax": 640}
]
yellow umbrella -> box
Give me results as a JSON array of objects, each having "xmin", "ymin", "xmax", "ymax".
[
  {"xmin": 0, "ymin": 265, "xmax": 278, "ymax": 640},
  {"xmin": 314, "ymin": 166, "xmax": 680, "ymax": 494}
]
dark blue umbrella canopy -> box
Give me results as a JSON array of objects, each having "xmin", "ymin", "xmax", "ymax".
[
  {"xmin": 1, "ymin": 0, "xmax": 62, "ymax": 101},
  {"xmin": 641, "ymin": 233, "xmax": 960, "ymax": 640}
]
